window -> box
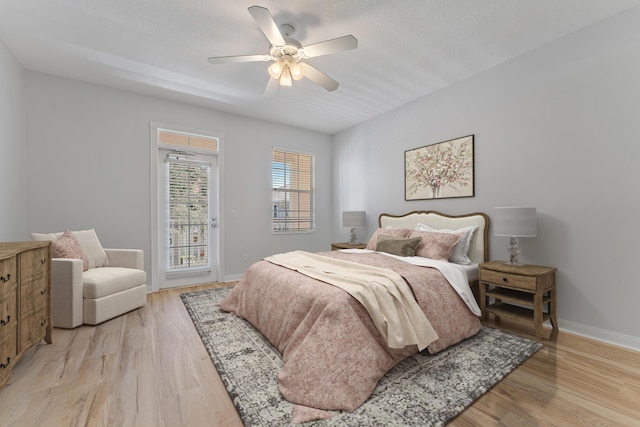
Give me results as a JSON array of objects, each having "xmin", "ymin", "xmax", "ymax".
[
  {"xmin": 159, "ymin": 129, "xmax": 218, "ymax": 151},
  {"xmin": 166, "ymin": 158, "xmax": 210, "ymax": 270},
  {"xmin": 272, "ymin": 148, "xmax": 315, "ymax": 233},
  {"xmin": 157, "ymin": 128, "xmax": 218, "ymax": 272}
]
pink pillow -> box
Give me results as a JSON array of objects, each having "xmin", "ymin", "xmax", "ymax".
[
  {"xmin": 408, "ymin": 229, "xmax": 463, "ymax": 261},
  {"xmin": 51, "ymin": 229, "xmax": 89, "ymax": 271},
  {"xmin": 366, "ymin": 228, "xmax": 411, "ymax": 250}
]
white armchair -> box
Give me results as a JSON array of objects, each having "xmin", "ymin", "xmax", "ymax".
[{"xmin": 32, "ymin": 229, "xmax": 147, "ymax": 328}]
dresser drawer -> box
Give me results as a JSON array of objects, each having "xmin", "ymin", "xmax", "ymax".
[
  {"xmin": 0, "ymin": 288, "xmax": 17, "ymax": 330},
  {"xmin": 480, "ymin": 269, "xmax": 537, "ymax": 291},
  {"xmin": 19, "ymin": 247, "xmax": 49, "ymax": 282},
  {"xmin": 20, "ymin": 277, "xmax": 49, "ymax": 314},
  {"xmin": 0, "ymin": 258, "xmax": 17, "ymax": 297},
  {"xmin": 0, "ymin": 324, "xmax": 17, "ymax": 385},
  {"xmin": 19, "ymin": 311, "xmax": 48, "ymax": 351}
]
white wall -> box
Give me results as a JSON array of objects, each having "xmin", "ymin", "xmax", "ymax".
[
  {"xmin": 0, "ymin": 41, "xmax": 26, "ymax": 241},
  {"xmin": 332, "ymin": 9, "xmax": 640, "ymax": 350},
  {"xmin": 24, "ymin": 72, "xmax": 332, "ymax": 283}
]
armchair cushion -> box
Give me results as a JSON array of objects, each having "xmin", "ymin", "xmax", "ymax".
[{"xmin": 83, "ymin": 267, "xmax": 146, "ymax": 299}]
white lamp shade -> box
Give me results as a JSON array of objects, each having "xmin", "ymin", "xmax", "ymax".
[
  {"xmin": 342, "ymin": 211, "xmax": 366, "ymax": 228},
  {"xmin": 493, "ymin": 207, "xmax": 537, "ymax": 237}
]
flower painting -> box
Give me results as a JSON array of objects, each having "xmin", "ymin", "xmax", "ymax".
[{"xmin": 405, "ymin": 135, "xmax": 474, "ymax": 200}]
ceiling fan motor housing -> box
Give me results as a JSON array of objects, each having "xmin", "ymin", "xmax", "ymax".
[{"xmin": 270, "ymin": 37, "xmax": 303, "ymax": 61}]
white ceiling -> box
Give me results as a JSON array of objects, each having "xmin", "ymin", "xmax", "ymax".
[{"xmin": 2, "ymin": 0, "xmax": 639, "ymax": 134}]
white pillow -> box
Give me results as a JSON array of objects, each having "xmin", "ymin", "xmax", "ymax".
[
  {"xmin": 31, "ymin": 231, "xmax": 63, "ymax": 241},
  {"xmin": 72, "ymin": 229, "xmax": 109, "ymax": 268},
  {"xmin": 32, "ymin": 228, "xmax": 109, "ymax": 268},
  {"xmin": 416, "ymin": 223, "xmax": 478, "ymax": 265}
]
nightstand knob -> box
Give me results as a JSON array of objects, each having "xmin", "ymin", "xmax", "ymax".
[{"xmin": 502, "ymin": 277, "xmax": 508, "ymax": 282}]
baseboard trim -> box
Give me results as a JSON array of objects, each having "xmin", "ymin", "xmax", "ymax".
[
  {"xmin": 557, "ymin": 318, "xmax": 640, "ymax": 352},
  {"xmin": 223, "ymin": 274, "xmax": 244, "ymax": 282}
]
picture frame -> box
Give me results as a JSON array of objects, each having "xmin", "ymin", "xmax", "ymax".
[{"xmin": 405, "ymin": 134, "xmax": 475, "ymax": 200}]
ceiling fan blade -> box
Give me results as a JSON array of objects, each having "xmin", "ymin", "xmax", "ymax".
[
  {"xmin": 263, "ymin": 77, "xmax": 280, "ymax": 97},
  {"xmin": 302, "ymin": 64, "xmax": 339, "ymax": 92},
  {"xmin": 301, "ymin": 35, "xmax": 358, "ymax": 58},
  {"xmin": 208, "ymin": 54, "xmax": 271, "ymax": 64},
  {"xmin": 248, "ymin": 5, "xmax": 285, "ymax": 47}
]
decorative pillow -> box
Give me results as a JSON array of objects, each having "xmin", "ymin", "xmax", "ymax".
[
  {"xmin": 408, "ymin": 229, "xmax": 463, "ymax": 261},
  {"xmin": 416, "ymin": 224, "xmax": 478, "ymax": 264},
  {"xmin": 71, "ymin": 229, "xmax": 109, "ymax": 268},
  {"xmin": 376, "ymin": 235, "xmax": 422, "ymax": 257},
  {"xmin": 32, "ymin": 228, "xmax": 109, "ymax": 268},
  {"xmin": 51, "ymin": 230, "xmax": 89, "ymax": 271},
  {"xmin": 366, "ymin": 228, "xmax": 411, "ymax": 250},
  {"xmin": 31, "ymin": 231, "xmax": 63, "ymax": 242}
]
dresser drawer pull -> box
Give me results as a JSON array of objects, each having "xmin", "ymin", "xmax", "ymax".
[
  {"xmin": 40, "ymin": 289, "xmax": 47, "ymax": 295},
  {"xmin": 0, "ymin": 274, "xmax": 10, "ymax": 283},
  {"xmin": 0, "ymin": 315, "xmax": 9, "ymax": 326},
  {"xmin": 0, "ymin": 357, "xmax": 10, "ymax": 369},
  {"xmin": 502, "ymin": 277, "xmax": 508, "ymax": 282}
]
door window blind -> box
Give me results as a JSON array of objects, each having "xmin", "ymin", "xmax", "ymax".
[{"xmin": 166, "ymin": 158, "xmax": 210, "ymax": 269}]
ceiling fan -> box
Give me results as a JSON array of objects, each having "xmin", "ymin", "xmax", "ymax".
[{"xmin": 208, "ymin": 5, "xmax": 358, "ymax": 94}]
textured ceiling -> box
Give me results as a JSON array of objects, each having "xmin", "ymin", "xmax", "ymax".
[{"xmin": 1, "ymin": 0, "xmax": 639, "ymax": 134}]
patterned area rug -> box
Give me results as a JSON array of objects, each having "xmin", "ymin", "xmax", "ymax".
[{"xmin": 181, "ymin": 287, "xmax": 542, "ymax": 426}]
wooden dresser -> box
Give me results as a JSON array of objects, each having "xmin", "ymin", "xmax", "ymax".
[{"xmin": 0, "ymin": 241, "xmax": 52, "ymax": 389}]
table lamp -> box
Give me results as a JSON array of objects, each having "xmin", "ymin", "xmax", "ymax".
[
  {"xmin": 493, "ymin": 207, "xmax": 537, "ymax": 266},
  {"xmin": 342, "ymin": 211, "xmax": 366, "ymax": 244}
]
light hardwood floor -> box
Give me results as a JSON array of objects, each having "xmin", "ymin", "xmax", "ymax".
[{"xmin": 1, "ymin": 282, "xmax": 638, "ymax": 426}]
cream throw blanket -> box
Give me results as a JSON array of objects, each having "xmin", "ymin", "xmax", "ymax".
[{"xmin": 264, "ymin": 251, "xmax": 438, "ymax": 351}]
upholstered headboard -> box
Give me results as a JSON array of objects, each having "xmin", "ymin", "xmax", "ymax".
[{"xmin": 378, "ymin": 210, "xmax": 490, "ymax": 265}]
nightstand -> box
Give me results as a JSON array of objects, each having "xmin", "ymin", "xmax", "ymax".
[
  {"xmin": 331, "ymin": 242, "xmax": 367, "ymax": 251},
  {"xmin": 479, "ymin": 261, "xmax": 557, "ymax": 339}
]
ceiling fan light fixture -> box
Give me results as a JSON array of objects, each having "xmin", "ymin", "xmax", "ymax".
[
  {"xmin": 290, "ymin": 62, "xmax": 304, "ymax": 80},
  {"xmin": 279, "ymin": 67, "xmax": 293, "ymax": 86},
  {"xmin": 268, "ymin": 62, "xmax": 283, "ymax": 79}
]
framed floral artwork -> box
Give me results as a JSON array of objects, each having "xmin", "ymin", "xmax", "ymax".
[{"xmin": 405, "ymin": 135, "xmax": 474, "ymax": 200}]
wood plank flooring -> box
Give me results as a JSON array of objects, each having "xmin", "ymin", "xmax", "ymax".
[{"xmin": 0, "ymin": 282, "xmax": 638, "ymax": 426}]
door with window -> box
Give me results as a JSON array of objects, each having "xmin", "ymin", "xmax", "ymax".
[{"xmin": 153, "ymin": 125, "xmax": 220, "ymax": 290}]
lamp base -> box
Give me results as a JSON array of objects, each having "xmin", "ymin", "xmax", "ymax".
[
  {"xmin": 503, "ymin": 261, "xmax": 526, "ymax": 267},
  {"xmin": 507, "ymin": 236, "xmax": 523, "ymax": 266},
  {"xmin": 350, "ymin": 227, "xmax": 358, "ymax": 244}
]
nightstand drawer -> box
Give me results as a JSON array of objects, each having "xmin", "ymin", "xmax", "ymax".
[{"xmin": 480, "ymin": 269, "xmax": 537, "ymax": 291}]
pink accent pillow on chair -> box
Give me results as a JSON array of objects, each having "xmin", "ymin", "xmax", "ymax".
[{"xmin": 51, "ymin": 229, "xmax": 89, "ymax": 271}]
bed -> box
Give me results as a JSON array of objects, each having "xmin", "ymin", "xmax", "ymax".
[{"xmin": 219, "ymin": 210, "xmax": 490, "ymax": 419}]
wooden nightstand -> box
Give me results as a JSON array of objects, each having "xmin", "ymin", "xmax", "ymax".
[
  {"xmin": 479, "ymin": 261, "xmax": 557, "ymax": 339},
  {"xmin": 331, "ymin": 242, "xmax": 367, "ymax": 251}
]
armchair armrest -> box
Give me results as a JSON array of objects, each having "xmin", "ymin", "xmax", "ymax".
[
  {"xmin": 51, "ymin": 258, "xmax": 84, "ymax": 328},
  {"xmin": 105, "ymin": 249, "xmax": 144, "ymax": 270}
]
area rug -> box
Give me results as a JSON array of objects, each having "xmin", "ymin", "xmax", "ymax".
[{"xmin": 181, "ymin": 286, "xmax": 542, "ymax": 426}]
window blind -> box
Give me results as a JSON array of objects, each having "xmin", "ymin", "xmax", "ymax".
[
  {"xmin": 272, "ymin": 149, "xmax": 315, "ymax": 233},
  {"xmin": 166, "ymin": 159, "xmax": 210, "ymax": 269}
]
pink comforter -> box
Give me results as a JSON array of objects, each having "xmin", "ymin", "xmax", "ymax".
[{"xmin": 219, "ymin": 251, "xmax": 481, "ymax": 413}]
